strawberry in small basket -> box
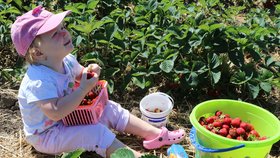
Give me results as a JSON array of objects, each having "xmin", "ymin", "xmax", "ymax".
[
  {"xmin": 79, "ymin": 66, "xmax": 100, "ymax": 106},
  {"xmin": 80, "ymin": 90, "xmax": 98, "ymax": 106}
]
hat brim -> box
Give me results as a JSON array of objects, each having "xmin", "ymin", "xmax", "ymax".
[{"xmin": 37, "ymin": 10, "xmax": 71, "ymax": 35}]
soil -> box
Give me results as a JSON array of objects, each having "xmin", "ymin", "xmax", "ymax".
[{"xmin": 0, "ymin": 86, "xmax": 279, "ymax": 158}]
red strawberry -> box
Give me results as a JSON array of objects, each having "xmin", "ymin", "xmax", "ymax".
[
  {"xmin": 237, "ymin": 136, "xmax": 244, "ymax": 141},
  {"xmin": 80, "ymin": 99, "xmax": 87, "ymax": 105},
  {"xmin": 88, "ymin": 91, "xmax": 95, "ymax": 99},
  {"xmin": 211, "ymin": 128, "xmax": 219, "ymax": 134},
  {"xmin": 223, "ymin": 117, "xmax": 232, "ymax": 125},
  {"xmin": 240, "ymin": 122, "xmax": 250, "ymax": 131},
  {"xmin": 249, "ymin": 130, "xmax": 260, "ymax": 137},
  {"xmin": 236, "ymin": 127, "xmax": 245, "ymax": 135},
  {"xmin": 224, "ymin": 114, "xmax": 231, "ymax": 118},
  {"xmin": 87, "ymin": 72, "xmax": 95, "ymax": 79},
  {"xmin": 199, "ymin": 117, "xmax": 206, "ymax": 125},
  {"xmin": 226, "ymin": 134, "xmax": 232, "ymax": 139},
  {"xmin": 229, "ymin": 128, "xmax": 237, "ymax": 138},
  {"xmin": 231, "ymin": 118, "xmax": 241, "ymax": 127},
  {"xmin": 215, "ymin": 110, "xmax": 223, "ymax": 117},
  {"xmin": 206, "ymin": 117, "xmax": 215, "ymax": 124},
  {"xmin": 247, "ymin": 123, "xmax": 254, "ymax": 131},
  {"xmin": 219, "ymin": 128, "xmax": 228, "ymax": 136},
  {"xmin": 222, "ymin": 124, "xmax": 230, "ymax": 130},
  {"xmin": 213, "ymin": 121, "xmax": 223, "ymax": 128},
  {"xmin": 258, "ymin": 136, "xmax": 267, "ymax": 140},
  {"xmin": 87, "ymin": 100, "xmax": 92, "ymax": 105}
]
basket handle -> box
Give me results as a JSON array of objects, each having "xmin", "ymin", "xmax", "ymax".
[
  {"xmin": 190, "ymin": 127, "xmax": 245, "ymax": 153},
  {"xmin": 155, "ymin": 92, "xmax": 174, "ymax": 107}
]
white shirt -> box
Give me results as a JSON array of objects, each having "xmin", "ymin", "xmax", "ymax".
[{"xmin": 18, "ymin": 54, "xmax": 83, "ymax": 137}]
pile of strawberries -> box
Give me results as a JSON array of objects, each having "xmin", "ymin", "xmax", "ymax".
[
  {"xmin": 199, "ymin": 110, "xmax": 267, "ymax": 141},
  {"xmin": 79, "ymin": 90, "xmax": 98, "ymax": 106},
  {"xmin": 79, "ymin": 71, "xmax": 99, "ymax": 106}
]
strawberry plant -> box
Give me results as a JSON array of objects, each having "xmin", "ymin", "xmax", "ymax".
[{"xmin": 1, "ymin": 0, "xmax": 280, "ymax": 101}]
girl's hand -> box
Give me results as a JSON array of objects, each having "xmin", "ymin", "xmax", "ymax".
[
  {"xmin": 88, "ymin": 64, "xmax": 101, "ymax": 77},
  {"xmin": 79, "ymin": 68, "xmax": 99, "ymax": 93}
]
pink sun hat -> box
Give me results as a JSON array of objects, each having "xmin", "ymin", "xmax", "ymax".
[{"xmin": 11, "ymin": 6, "xmax": 71, "ymax": 56}]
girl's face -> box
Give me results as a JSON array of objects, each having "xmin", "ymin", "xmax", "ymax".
[{"xmin": 34, "ymin": 22, "xmax": 74, "ymax": 60}]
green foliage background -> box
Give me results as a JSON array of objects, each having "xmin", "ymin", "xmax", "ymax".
[{"xmin": 1, "ymin": 0, "xmax": 280, "ymax": 101}]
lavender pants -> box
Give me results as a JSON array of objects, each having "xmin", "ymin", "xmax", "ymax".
[{"xmin": 26, "ymin": 100, "xmax": 130, "ymax": 157}]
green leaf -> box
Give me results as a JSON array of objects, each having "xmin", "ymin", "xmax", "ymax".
[
  {"xmin": 132, "ymin": 76, "xmax": 146, "ymax": 89},
  {"xmin": 228, "ymin": 50, "xmax": 244, "ymax": 67},
  {"xmin": 61, "ymin": 149, "xmax": 85, "ymax": 158},
  {"xmin": 209, "ymin": 53, "xmax": 220, "ymax": 69},
  {"xmin": 146, "ymin": 0, "xmax": 158, "ymax": 11},
  {"xmin": 225, "ymin": 27, "xmax": 238, "ymax": 36},
  {"xmin": 247, "ymin": 82, "xmax": 259, "ymax": 99},
  {"xmin": 210, "ymin": 23, "xmax": 224, "ymax": 32},
  {"xmin": 265, "ymin": 56, "xmax": 275, "ymax": 67},
  {"xmin": 105, "ymin": 67, "xmax": 120, "ymax": 77},
  {"xmin": 211, "ymin": 70, "xmax": 221, "ymax": 84},
  {"xmin": 105, "ymin": 23, "xmax": 117, "ymax": 41},
  {"xmin": 65, "ymin": 5, "xmax": 82, "ymax": 14},
  {"xmin": 147, "ymin": 65, "xmax": 161, "ymax": 75},
  {"xmin": 271, "ymin": 77, "xmax": 280, "ymax": 88},
  {"xmin": 75, "ymin": 35, "xmax": 83, "ymax": 46},
  {"xmin": 233, "ymin": 38, "xmax": 248, "ymax": 45},
  {"xmin": 160, "ymin": 60, "xmax": 174, "ymax": 73},
  {"xmin": 174, "ymin": 64, "xmax": 190, "ymax": 74},
  {"xmin": 258, "ymin": 69, "xmax": 273, "ymax": 82},
  {"xmin": 132, "ymin": 71, "xmax": 147, "ymax": 77},
  {"xmin": 195, "ymin": 12, "xmax": 205, "ymax": 24},
  {"xmin": 110, "ymin": 148, "xmax": 135, "ymax": 158},
  {"xmin": 111, "ymin": 39, "xmax": 125, "ymax": 50},
  {"xmin": 198, "ymin": 24, "xmax": 209, "ymax": 31},
  {"xmin": 187, "ymin": 72, "xmax": 198, "ymax": 87},
  {"xmin": 13, "ymin": 0, "xmax": 22, "ymax": 9},
  {"xmin": 208, "ymin": 0, "xmax": 219, "ymax": 7},
  {"xmin": 246, "ymin": 44, "xmax": 261, "ymax": 61},
  {"xmin": 230, "ymin": 71, "xmax": 253, "ymax": 85},
  {"xmin": 135, "ymin": 17, "xmax": 149, "ymax": 25},
  {"xmin": 238, "ymin": 26, "xmax": 251, "ymax": 36},
  {"xmin": 199, "ymin": 0, "xmax": 207, "ymax": 8},
  {"xmin": 87, "ymin": 0, "xmax": 100, "ymax": 9},
  {"xmin": 92, "ymin": 32, "xmax": 107, "ymax": 41},
  {"xmin": 140, "ymin": 154, "xmax": 158, "ymax": 158},
  {"xmin": 93, "ymin": 17, "xmax": 115, "ymax": 30},
  {"xmin": 260, "ymin": 82, "xmax": 271, "ymax": 93},
  {"xmin": 276, "ymin": 4, "xmax": 280, "ymax": 14}
]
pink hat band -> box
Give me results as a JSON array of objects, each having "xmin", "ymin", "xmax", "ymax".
[{"xmin": 11, "ymin": 6, "xmax": 71, "ymax": 56}]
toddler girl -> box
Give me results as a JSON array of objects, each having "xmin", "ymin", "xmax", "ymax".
[{"xmin": 11, "ymin": 6, "xmax": 186, "ymax": 157}]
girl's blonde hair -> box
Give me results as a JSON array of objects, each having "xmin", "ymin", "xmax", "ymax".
[
  {"xmin": 25, "ymin": 37, "xmax": 41, "ymax": 64},
  {"xmin": 25, "ymin": 43, "xmax": 36, "ymax": 64}
]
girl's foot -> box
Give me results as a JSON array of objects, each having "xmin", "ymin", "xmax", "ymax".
[{"xmin": 143, "ymin": 127, "xmax": 186, "ymax": 149}]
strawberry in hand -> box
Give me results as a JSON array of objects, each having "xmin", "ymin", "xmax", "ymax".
[{"xmin": 87, "ymin": 71, "xmax": 95, "ymax": 79}]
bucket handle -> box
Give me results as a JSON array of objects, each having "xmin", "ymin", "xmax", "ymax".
[
  {"xmin": 155, "ymin": 92, "xmax": 174, "ymax": 107},
  {"xmin": 190, "ymin": 127, "xmax": 245, "ymax": 153}
]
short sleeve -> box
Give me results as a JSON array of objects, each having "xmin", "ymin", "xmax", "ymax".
[
  {"xmin": 65, "ymin": 54, "xmax": 84, "ymax": 78},
  {"xmin": 25, "ymin": 79, "xmax": 58, "ymax": 104}
]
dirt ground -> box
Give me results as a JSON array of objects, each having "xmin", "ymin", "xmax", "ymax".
[{"xmin": 0, "ymin": 87, "xmax": 280, "ymax": 158}]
